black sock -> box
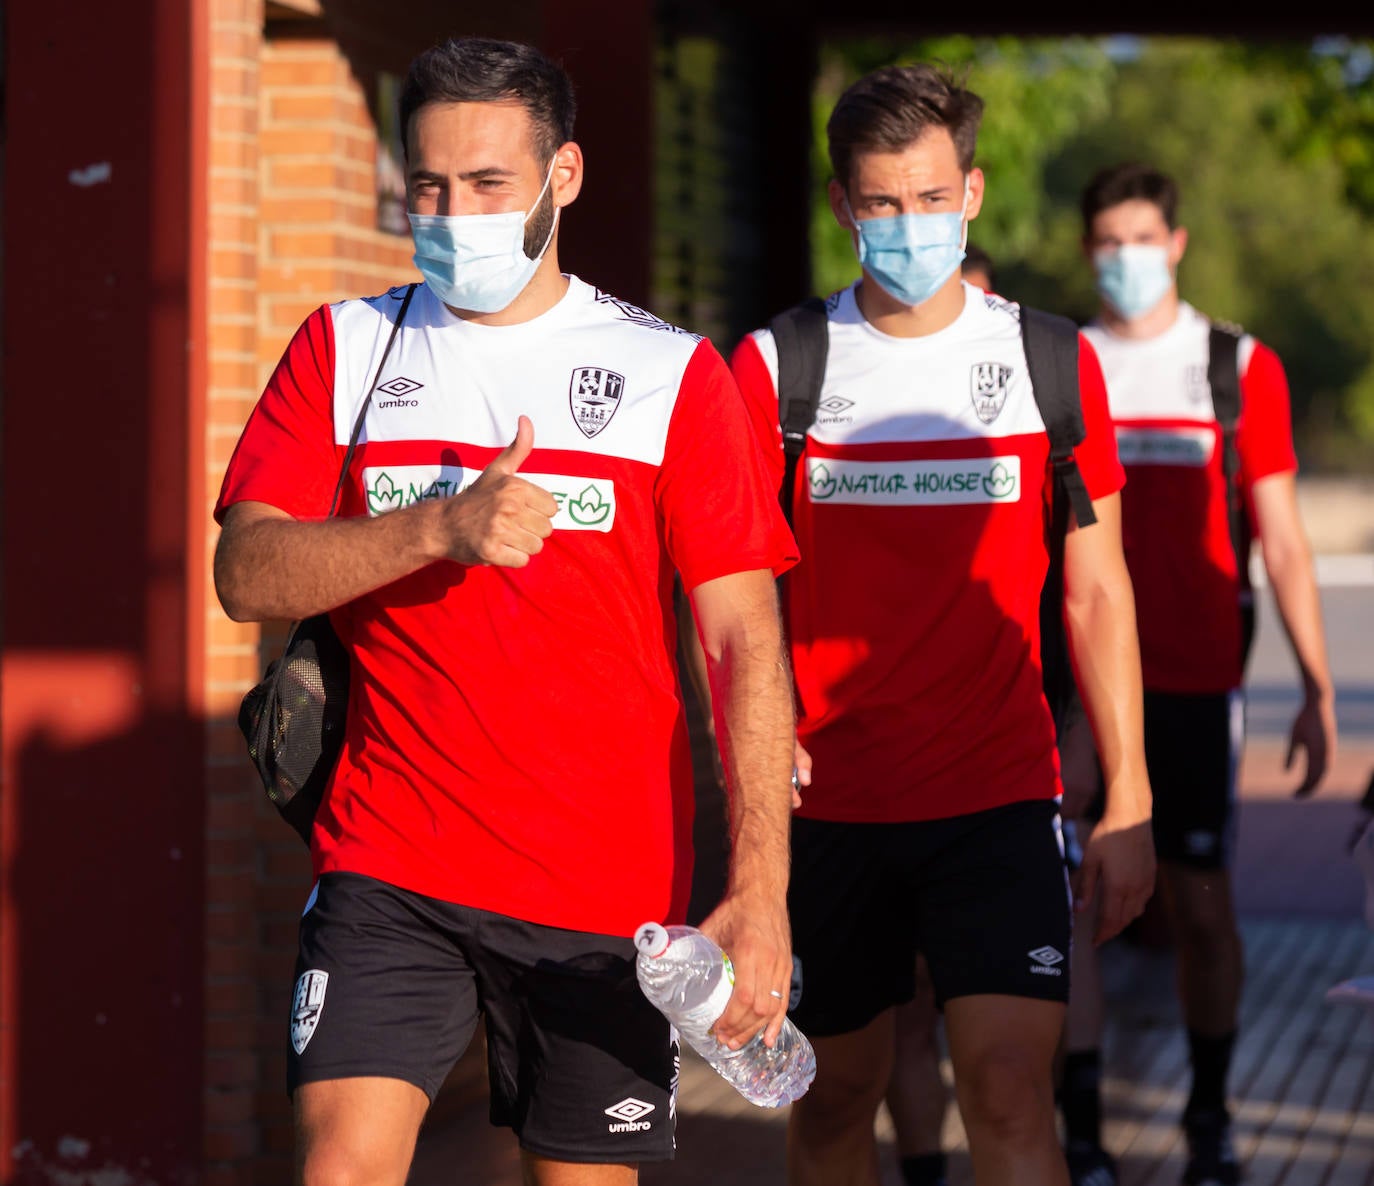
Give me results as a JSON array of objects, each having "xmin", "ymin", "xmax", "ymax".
[
  {"xmin": 1186, "ymin": 1029, "xmax": 1236, "ymax": 1122},
  {"xmin": 1060, "ymin": 1048, "xmax": 1103, "ymax": 1148},
  {"xmin": 900, "ymin": 1152, "xmax": 948, "ymax": 1186}
]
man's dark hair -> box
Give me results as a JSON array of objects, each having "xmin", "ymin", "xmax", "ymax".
[
  {"xmin": 962, "ymin": 243, "xmax": 996, "ymax": 290},
  {"xmin": 1081, "ymin": 162, "xmax": 1180, "ymax": 233},
  {"xmin": 399, "ymin": 37, "xmax": 576, "ymax": 163},
  {"xmin": 826, "ymin": 64, "xmax": 984, "ymax": 187}
]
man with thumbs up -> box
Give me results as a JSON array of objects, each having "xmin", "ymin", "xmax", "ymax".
[{"xmin": 213, "ymin": 36, "xmax": 797, "ymax": 1186}]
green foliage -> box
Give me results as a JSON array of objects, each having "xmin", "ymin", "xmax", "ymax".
[{"xmin": 809, "ymin": 36, "xmax": 1374, "ymax": 468}]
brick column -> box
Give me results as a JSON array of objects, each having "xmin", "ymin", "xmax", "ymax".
[{"xmin": 204, "ymin": 2, "xmax": 271, "ymax": 1183}]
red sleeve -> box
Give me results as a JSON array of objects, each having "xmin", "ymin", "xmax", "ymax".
[
  {"xmin": 1238, "ymin": 341, "xmax": 1298, "ymax": 488},
  {"xmin": 1073, "ymin": 335, "xmax": 1126, "ymax": 500},
  {"xmin": 656, "ymin": 339, "xmax": 798, "ymax": 591},
  {"xmin": 213, "ymin": 306, "xmax": 339, "ymax": 523},
  {"xmin": 728, "ymin": 333, "xmax": 787, "ymax": 491}
]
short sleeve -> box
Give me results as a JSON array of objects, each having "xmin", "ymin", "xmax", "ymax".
[
  {"xmin": 728, "ymin": 332, "xmax": 787, "ymax": 490},
  {"xmin": 656, "ymin": 339, "xmax": 798, "ymax": 591},
  {"xmin": 214, "ymin": 306, "xmax": 339, "ymax": 523},
  {"xmin": 1238, "ymin": 340, "xmax": 1298, "ymax": 488},
  {"xmin": 1073, "ymin": 335, "xmax": 1126, "ymax": 501}
]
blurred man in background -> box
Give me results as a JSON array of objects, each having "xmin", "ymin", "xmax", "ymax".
[{"xmin": 1069, "ymin": 161, "xmax": 1337, "ymax": 1186}]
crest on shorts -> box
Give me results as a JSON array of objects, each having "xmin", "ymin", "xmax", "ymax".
[
  {"xmin": 970, "ymin": 362, "xmax": 1013, "ymax": 423},
  {"xmin": 569, "ymin": 367, "xmax": 625, "ymax": 438},
  {"xmin": 291, "ymin": 969, "xmax": 328, "ymax": 1054}
]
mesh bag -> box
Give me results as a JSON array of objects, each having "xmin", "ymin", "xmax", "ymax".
[{"xmin": 237, "ymin": 614, "xmax": 350, "ymax": 845}]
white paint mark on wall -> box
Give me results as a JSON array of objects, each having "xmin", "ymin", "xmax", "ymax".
[{"xmin": 68, "ymin": 162, "xmax": 112, "ymax": 187}]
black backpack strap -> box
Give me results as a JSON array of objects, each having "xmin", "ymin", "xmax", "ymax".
[
  {"xmin": 770, "ymin": 297, "xmax": 830, "ymax": 526},
  {"xmin": 328, "ymin": 282, "xmax": 417, "ymax": 517},
  {"xmin": 1021, "ymin": 306, "xmax": 1096, "ymax": 531},
  {"xmin": 1020, "ymin": 306, "xmax": 1089, "ymax": 737},
  {"xmin": 1207, "ymin": 323, "xmax": 1248, "ymax": 584},
  {"xmin": 1207, "ymin": 321, "xmax": 1255, "ymax": 661}
]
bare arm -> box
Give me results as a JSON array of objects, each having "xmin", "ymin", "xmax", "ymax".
[
  {"xmin": 1062, "ymin": 492, "xmax": 1157, "ymax": 943},
  {"xmin": 689, "ymin": 568, "xmax": 796, "ymax": 1048},
  {"xmin": 1251, "ymin": 471, "xmax": 1336, "ymax": 796},
  {"xmin": 214, "ymin": 416, "xmax": 559, "ymax": 621}
]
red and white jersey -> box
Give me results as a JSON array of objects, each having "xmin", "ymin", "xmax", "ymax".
[
  {"xmin": 1082, "ymin": 302, "xmax": 1296, "ymax": 693},
  {"xmin": 216, "ymin": 277, "xmax": 797, "ymax": 936},
  {"xmin": 733, "ymin": 282, "xmax": 1124, "ymax": 824}
]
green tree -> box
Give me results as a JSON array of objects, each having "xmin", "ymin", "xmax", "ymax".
[{"xmin": 809, "ymin": 36, "xmax": 1374, "ymax": 467}]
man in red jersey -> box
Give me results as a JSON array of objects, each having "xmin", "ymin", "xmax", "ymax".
[
  {"xmin": 1064, "ymin": 162, "xmax": 1337, "ymax": 1186},
  {"xmin": 730, "ymin": 65, "xmax": 1155, "ymax": 1186},
  {"xmin": 213, "ymin": 36, "xmax": 798, "ymax": 1186}
]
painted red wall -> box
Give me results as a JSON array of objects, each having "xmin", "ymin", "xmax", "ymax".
[{"xmin": 1, "ymin": 1, "xmax": 207, "ymax": 1181}]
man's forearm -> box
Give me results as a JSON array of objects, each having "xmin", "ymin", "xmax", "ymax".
[
  {"xmin": 214, "ymin": 502, "xmax": 440, "ymax": 622},
  {"xmin": 695, "ymin": 576, "xmax": 795, "ymax": 903},
  {"xmin": 1265, "ymin": 547, "xmax": 1333, "ymax": 699},
  {"xmin": 711, "ymin": 636, "xmax": 794, "ymax": 900}
]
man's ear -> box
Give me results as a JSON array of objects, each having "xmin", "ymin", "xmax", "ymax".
[
  {"xmin": 1170, "ymin": 225, "xmax": 1189, "ymax": 268},
  {"xmin": 964, "ymin": 168, "xmax": 986, "ymax": 222},
  {"xmin": 828, "ymin": 178, "xmax": 854, "ymax": 231},
  {"xmin": 551, "ymin": 141, "xmax": 584, "ymax": 209}
]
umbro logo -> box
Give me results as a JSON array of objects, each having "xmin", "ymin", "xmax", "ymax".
[
  {"xmin": 1028, "ymin": 946, "xmax": 1064, "ymax": 976},
  {"xmin": 818, "ymin": 396, "xmax": 854, "ymax": 415},
  {"xmin": 377, "ymin": 376, "xmax": 423, "ymax": 407},
  {"xmin": 605, "ymin": 1097, "xmax": 655, "ymax": 1133}
]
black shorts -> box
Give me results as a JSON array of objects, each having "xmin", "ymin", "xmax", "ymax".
[
  {"xmin": 1061, "ymin": 690, "xmax": 1242, "ymax": 873},
  {"xmin": 787, "ymin": 799, "xmax": 1072, "ymax": 1037},
  {"xmin": 288, "ymin": 873, "xmax": 677, "ymax": 1164},
  {"xmin": 1144, "ymin": 689, "xmax": 1243, "ymax": 870}
]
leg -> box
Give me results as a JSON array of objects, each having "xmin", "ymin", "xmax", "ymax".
[
  {"xmin": 1159, "ymin": 863, "xmax": 1243, "ymax": 1043},
  {"xmin": 885, "ymin": 957, "xmax": 949, "ymax": 1185},
  {"xmin": 945, "ymin": 995, "xmax": 1068, "ymax": 1186},
  {"xmin": 1143, "ymin": 691, "xmax": 1243, "ymax": 1185},
  {"xmin": 788, "ymin": 1010, "xmax": 896, "ymax": 1186},
  {"xmin": 296, "ymin": 1078, "xmax": 429, "ymax": 1186},
  {"xmin": 288, "ymin": 875, "xmax": 481, "ymax": 1186},
  {"xmin": 1057, "ymin": 819, "xmax": 1118, "ymax": 1186}
]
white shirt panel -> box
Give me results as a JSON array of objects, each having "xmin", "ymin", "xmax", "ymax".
[
  {"xmin": 329, "ymin": 277, "xmax": 703, "ymax": 466},
  {"xmin": 754, "ymin": 282, "xmax": 1049, "ymax": 446}
]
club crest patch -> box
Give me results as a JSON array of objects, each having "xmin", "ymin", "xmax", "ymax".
[
  {"xmin": 291, "ymin": 969, "xmax": 328, "ymax": 1055},
  {"xmin": 970, "ymin": 361, "xmax": 1013, "ymax": 423},
  {"xmin": 570, "ymin": 367, "xmax": 625, "ymax": 438}
]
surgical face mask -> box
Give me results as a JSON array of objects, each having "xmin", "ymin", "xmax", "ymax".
[
  {"xmin": 847, "ymin": 177, "xmax": 969, "ymax": 308},
  {"xmin": 1093, "ymin": 243, "xmax": 1173, "ymax": 319},
  {"xmin": 408, "ymin": 158, "xmax": 559, "ymax": 314}
]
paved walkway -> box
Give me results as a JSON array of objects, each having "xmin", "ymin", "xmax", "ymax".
[{"xmin": 409, "ymin": 732, "xmax": 1374, "ymax": 1185}]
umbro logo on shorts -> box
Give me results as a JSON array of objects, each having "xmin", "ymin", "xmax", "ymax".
[
  {"xmin": 1028, "ymin": 946, "xmax": 1064, "ymax": 976},
  {"xmin": 291, "ymin": 969, "xmax": 328, "ymax": 1053},
  {"xmin": 605, "ymin": 1097, "xmax": 655, "ymax": 1133}
]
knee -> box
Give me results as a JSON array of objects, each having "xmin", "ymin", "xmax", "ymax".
[
  {"xmin": 957, "ymin": 1046, "xmax": 1055, "ymax": 1145},
  {"xmin": 300, "ymin": 1145, "xmax": 371, "ymax": 1186},
  {"xmin": 1168, "ymin": 877, "xmax": 1238, "ymax": 948},
  {"xmin": 795, "ymin": 1055, "xmax": 889, "ymax": 1139}
]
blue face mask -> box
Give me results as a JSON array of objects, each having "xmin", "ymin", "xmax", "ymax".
[
  {"xmin": 1094, "ymin": 244, "xmax": 1173, "ymax": 319},
  {"xmin": 408, "ymin": 159, "xmax": 558, "ymax": 314},
  {"xmin": 847, "ymin": 180, "xmax": 969, "ymax": 308}
]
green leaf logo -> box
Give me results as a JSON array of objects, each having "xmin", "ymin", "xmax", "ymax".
[
  {"xmin": 366, "ymin": 471, "xmax": 403, "ymax": 515},
  {"xmin": 982, "ymin": 463, "xmax": 1016, "ymax": 500},
  {"xmin": 568, "ymin": 483, "xmax": 611, "ymax": 525},
  {"xmin": 809, "ymin": 463, "xmax": 837, "ymax": 501}
]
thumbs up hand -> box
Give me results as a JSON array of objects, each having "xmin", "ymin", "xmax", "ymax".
[{"xmin": 435, "ymin": 416, "xmax": 559, "ymax": 567}]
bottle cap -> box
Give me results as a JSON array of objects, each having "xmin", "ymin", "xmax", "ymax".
[{"xmin": 634, "ymin": 921, "xmax": 670, "ymax": 958}]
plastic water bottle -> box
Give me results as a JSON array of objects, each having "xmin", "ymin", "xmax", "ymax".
[{"xmin": 633, "ymin": 921, "xmax": 816, "ymax": 1107}]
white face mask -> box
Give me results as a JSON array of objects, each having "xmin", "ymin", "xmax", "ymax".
[
  {"xmin": 408, "ymin": 158, "xmax": 559, "ymax": 314},
  {"xmin": 1093, "ymin": 243, "xmax": 1173, "ymax": 319}
]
